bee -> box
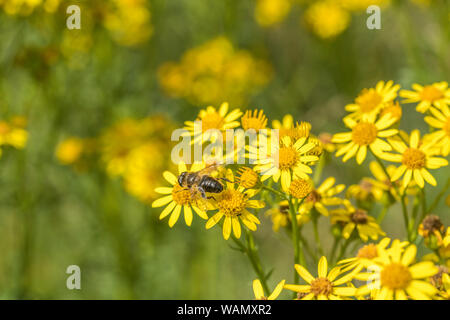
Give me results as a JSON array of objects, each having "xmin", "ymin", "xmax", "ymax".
[{"xmin": 178, "ymin": 162, "xmax": 225, "ymax": 196}]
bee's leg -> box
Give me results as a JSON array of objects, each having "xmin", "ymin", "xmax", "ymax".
[
  {"xmin": 207, "ymin": 196, "xmax": 216, "ymax": 201},
  {"xmin": 219, "ymin": 177, "xmax": 232, "ymax": 183},
  {"xmin": 175, "ymin": 188, "xmax": 190, "ymax": 193},
  {"xmin": 198, "ymin": 187, "xmax": 207, "ymax": 199}
]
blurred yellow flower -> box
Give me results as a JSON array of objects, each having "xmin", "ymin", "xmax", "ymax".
[
  {"xmin": 0, "ymin": 118, "xmax": 28, "ymax": 157},
  {"xmin": 55, "ymin": 137, "xmax": 84, "ymax": 165},
  {"xmin": 331, "ymin": 200, "xmax": 385, "ymax": 242},
  {"xmin": 206, "ymin": 170, "xmax": 264, "ymax": 240},
  {"xmin": 241, "ymin": 109, "xmax": 268, "ymax": 131},
  {"xmin": 103, "ymin": 0, "xmax": 153, "ymax": 46},
  {"xmin": 299, "ymin": 176, "xmax": 345, "ymax": 217},
  {"xmin": 356, "ymin": 243, "xmax": 439, "ymax": 299},
  {"xmin": 158, "ymin": 37, "xmax": 272, "ymax": 106},
  {"xmin": 400, "ymin": 81, "xmax": 450, "ymax": 113},
  {"xmin": 284, "ymin": 256, "xmax": 357, "ymax": 300},
  {"xmin": 304, "ymin": 1, "xmax": 351, "ymax": 39},
  {"xmin": 254, "ymin": 0, "xmax": 291, "ymax": 27},
  {"xmin": 384, "ymin": 130, "xmax": 448, "ymax": 188},
  {"xmin": 253, "ymin": 279, "xmax": 285, "ymax": 300},
  {"xmin": 152, "ymin": 162, "xmax": 209, "ymax": 228}
]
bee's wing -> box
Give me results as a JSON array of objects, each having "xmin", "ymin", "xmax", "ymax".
[{"xmin": 195, "ymin": 162, "xmax": 223, "ymax": 176}]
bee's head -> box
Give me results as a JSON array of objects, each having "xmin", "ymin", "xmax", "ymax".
[{"xmin": 178, "ymin": 172, "xmax": 187, "ymax": 186}]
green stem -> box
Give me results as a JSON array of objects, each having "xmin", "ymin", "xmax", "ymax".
[
  {"xmin": 401, "ymin": 193, "xmax": 412, "ymax": 241},
  {"xmin": 335, "ymin": 238, "xmax": 352, "ymax": 263},
  {"xmin": 298, "ymin": 233, "xmax": 317, "ymax": 262},
  {"xmin": 261, "ymin": 185, "xmax": 287, "ymax": 199},
  {"xmin": 376, "ymin": 204, "xmax": 390, "ymax": 224},
  {"xmin": 313, "ymin": 154, "xmax": 326, "ymax": 185},
  {"xmin": 231, "ymin": 232, "xmax": 270, "ymax": 294},
  {"xmin": 311, "ymin": 211, "xmax": 324, "ymax": 257},
  {"xmin": 329, "ymin": 236, "xmax": 340, "ymax": 266}
]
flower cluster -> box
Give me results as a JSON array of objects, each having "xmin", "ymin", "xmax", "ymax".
[
  {"xmin": 150, "ymin": 79, "xmax": 449, "ymax": 300},
  {"xmin": 158, "ymin": 37, "xmax": 272, "ymax": 106}
]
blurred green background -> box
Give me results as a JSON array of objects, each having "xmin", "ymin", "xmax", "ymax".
[{"xmin": 0, "ymin": 0, "xmax": 448, "ymax": 299}]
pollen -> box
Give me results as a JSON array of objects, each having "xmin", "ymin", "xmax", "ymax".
[
  {"xmin": 217, "ymin": 189, "xmax": 247, "ymax": 216},
  {"xmin": 380, "ymin": 263, "xmax": 412, "ymax": 290},
  {"xmin": 241, "ymin": 109, "xmax": 268, "ymax": 131},
  {"xmin": 237, "ymin": 167, "xmax": 259, "ymax": 189},
  {"xmin": 289, "ymin": 178, "xmax": 313, "ymax": 199},
  {"xmin": 310, "ymin": 277, "xmax": 333, "ymax": 296},
  {"xmin": 172, "ymin": 184, "xmax": 192, "ymax": 205},
  {"xmin": 357, "ymin": 244, "xmax": 378, "ymax": 259},
  {"xmin": 355, "ymin": 89, "xmax": 382, "ymax": 113},
  {"xmin": 278, "ymin": 146, "xmax": 299, "ymax": 170},
  {"xmin": 420, "ymin": 85, "xmax": 444, "ymax": 102},
  {"xmin": 200, "ymin": 112, "xmax": 224, "ymax": 132},
  {"xmin": 402, "ymin": 148, "xmax": 426, "ymax": 170},
  {"xmin": 351, "ymin": 122, "xmax": 378, "ymax": 146}
]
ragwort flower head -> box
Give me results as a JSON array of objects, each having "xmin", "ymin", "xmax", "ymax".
[
  {"xmin": 152, "ymin": 162, "xmax": 209, "ymax": 228},
  {"xmin": 400, "ymin": 81, "xmax": 450, "ymax": 113},
  {"xmin": 206, "ymin": 170, "xmax": 264, "ymax": 240},
  {"xmin": 284, "ymin": 256, "xmax": 357, "ymax": 300}
]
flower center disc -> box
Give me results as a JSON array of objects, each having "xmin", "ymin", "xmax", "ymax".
[
  {"xmin": 351, "ymin": 122, "xmax": 378, "ymax": 146},
  {"xmin": 172, "ymin": 184, "xmax": 192, "ymax": 205},
  {"xmin": 351, "ymin": 209, "xmax": 369, "ymax": 224},
  {"xmin": 289, "ymin": 179, "xmax": 312, "ymax": 199},
  {"xmin": 402, "ymin": 148, "xmax": 426, "ymax": 170},
  {"xmin": 357, "ymin": 244, "xmax": 378, "ymax": 259},
  {"xmin": 380, "ymin": 263, "xmax": 412, "ymax": 290},
  {"xmin": 218, "ymin": 190, "xmax": 246, "ymax": 216},
  {"xmin": 201, "ymin": 113, "xmax": 224, "ymax": 132},
  {"xmin": 310, "ymin": 277, "xmax": 333, "ymax": 296},
  {"xmin": 278, "ymin": 147, "xmax": 299, "ymax": 170},
  {"xmin": 420, "ymin": 86, "xmax": 443, "ymax": 102},
  {"xmin": 356, "ymin": 89, "xmax": 382, "ymax": 113}
]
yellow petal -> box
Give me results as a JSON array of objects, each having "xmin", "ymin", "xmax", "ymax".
[
  {"xmin": 295, "ymin": 264, "xmax": 315, "ymax": 284},
  {"xmin": 253, "ymin": 279, "xmax": 265, "ymax": 300},
  {"xmin": 318, "ymin": 256, "xmax": 328, "ymax": 278},
  {"xmin": 268, "ymin": 280, "xmax": 285, "ymax": 300},
  {"xmin": 168, "ymin": 205, "xmax": 182, "ymax": 228}
]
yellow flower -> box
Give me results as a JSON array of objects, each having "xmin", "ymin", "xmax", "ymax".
[
  {"xmin": 418, "ymin": 215, "xmax": 445, "ymax": 248},
  {"xmin": 384, "ymin": 130, "xmax": 448, "ymax": 188},
  {"xmin": 345, "ymin": 81, "xmax": 400, "ymax": 120},
  {"xmin": 253, "ymin": 136, "xmax": 319, "ymax": 192},
  {"xmin": 253, "ymin": 279, "xmax": 285, "ymax": 300},
  {"xmin": 241, "ymin": 109, "xmax": 268, "ymax": 131},
  {"xmin": 0, "ymin": 118, "xmax": 28, "ymax": 156},
  {"xmin": 331, "ymin": 200, "xmax": 385, "ymax": 242},
  {"xmin": 356, "ymin": 243, "xmax": 439, "ymax": 300},
  {"xmin": 236, "ymin": 167, "xmax": 260, "ymax": 189},
  {"xmin": 284, "ymin": 257, "xmax": 357, "ymax": 300},
  {"xmin": 332, "ymin": 114, "xmax": 398, "ymax": 164},
  {"xmin": 266, "ymin": 200, "xmax": 309, "ymax": 232},
  {"xmin": 152, "ymin": 162, "xmax": 209, "ymax": 227},
  {"xmin": 400, "ymin": 81, "xmax": 450, "ymax": 113},
  {"xmin": 158, "ymin": 37, "xmax": 271, "ymax": 105},
  {"xmin": 338, "ymin": 238, "xmax": 408, "ymax": 273},
  {"xmin": 438, "ymin": 272, "xmax": 450, "ymax": 299},
  {"xmin": 124, "ymin": 143, "xmax": 169, "ymax": 204},
  {"xmin": 346, "ymin": 161, "xmax": 400, "ymax": 202},
  {"xmin": 304, "ymin": 1, "xmax": 351, "ymax": 39},
  {"xmin": 424, "ymin": 104, "xmax": 450, "ymax": 156},
  {"xmin": 271, "ymin": 115, "xmax": 311, "ymax": 143},
  {"xmin": 206, "ymin": 170, "xmax": 264, "ymax": 240},
  {"xmin": 380, "ymin": 101, "xmax": 403, "ymax": 123},
  {"xmin": 55, "ymin": 137, "xmax": 85, "ymax": 165},
  {"xmin": 184, "ymin": 102, "xmax": 242, "ymax": 145},
  {"xmin": 254, "ymin": 0, "xmax": 291, "ymax": 27},
  {"xmin": 299, "ymin": 177, "xmax": 345, "ymax": 217},
  {"xmin": 341, "ymin": 0, "xmax": 391, "ymax": 11}
]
